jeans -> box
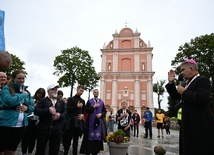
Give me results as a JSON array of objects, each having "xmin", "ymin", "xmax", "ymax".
[{"xmin": 109, "ymin": 120, "xmax": 114, "ymax": 132}]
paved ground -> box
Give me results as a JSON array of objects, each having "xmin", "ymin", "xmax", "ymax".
[{"xmin": 16, "ymin": 126, "xmax": 179, "ymax": 155}]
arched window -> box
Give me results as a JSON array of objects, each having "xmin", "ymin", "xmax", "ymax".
[
  {"xmin": 142, "ymin": 63, "xmax": 145, "ymax": 71},
  {"xmin": 108, "ymin": 63, "xmax": 111, "ymax": 71},
  {"xmin": 110, "ymin": 43, "xmax": 113, "ymax": 49}
]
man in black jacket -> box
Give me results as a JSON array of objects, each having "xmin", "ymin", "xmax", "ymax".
[
  {"xmin": 34, "ymin": 84, "xmax": 66, "ymax": 155},
  {"xmin": 63, "ymin": 85, "xmax": 85, "ymax": 155},
  {"xmin": 165, "ymin": 59, "xmax": 214, "ymax": 155}
]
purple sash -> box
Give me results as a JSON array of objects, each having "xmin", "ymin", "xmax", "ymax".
[{"xmin": 88, "ymin": 98, "xmax": 103, "ymax": 141}]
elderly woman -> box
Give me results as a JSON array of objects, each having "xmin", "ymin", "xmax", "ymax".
[
  {"xmin": 0, "ymin": 70, "xmax": 34, "ymax": 155},
  {"xmin": 116, "ymin": 100, "xmax": 132, "ymax": 137}
]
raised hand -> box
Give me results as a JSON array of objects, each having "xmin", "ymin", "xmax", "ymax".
[{"xmin": 168, "ymin": 69, "xmax": 175, "ymax": 83}]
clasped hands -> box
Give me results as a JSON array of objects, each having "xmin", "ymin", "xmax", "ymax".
[
  {"xmin": 49, "ymin": 106, "xmax": 60, "ymax": 120},
  {"xmin": 16, "ymin": 104, "xmax": 28, "ymax": 112}
]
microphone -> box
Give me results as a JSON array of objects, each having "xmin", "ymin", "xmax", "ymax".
[
  {"xmin": 178, "ymin": 74, "xmax": 183, "ymax": 81},
  {"xmin": 178, "ymin": 74, "xmax": 186, "ymax": 87}
]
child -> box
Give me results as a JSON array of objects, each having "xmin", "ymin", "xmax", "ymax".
[{"xmin": 164, "ymin": 116, "xmax": 171, "ymax": 136}]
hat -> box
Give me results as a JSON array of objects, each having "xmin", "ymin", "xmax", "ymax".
[
  {"xmin": 185, "ymin": 59, "xmax": 197, "ymax": 65},
  {"xmin": 47, "ymin": 84, "xmax": 59, "ymax": 91}
]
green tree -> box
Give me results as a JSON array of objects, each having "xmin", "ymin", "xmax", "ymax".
[
  {"xmin": 153, "ymin": 80, "xmax": 166, "ymax": 109},
  {"xmin": 85, "ymin": 71, "xmax": 100, "ymax": 100},
  {"xmin": 5, "ymin": 53, "xmax": 26, "ymax": 78},
  {"xmin": 77, "ymin": 65, "xmax": 100, "ymax": 100},
  {"xmin": 53, "ymin": 46, "xmax": 100, "ymax": 97},
  {"xmin": 170, "ymin": 33, "xmax": 214, "ymax": 111}
]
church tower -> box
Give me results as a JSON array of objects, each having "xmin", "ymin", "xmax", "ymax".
[{"xmin": 99, "ymin": 27, "xmax": 155, "ymax": 116}]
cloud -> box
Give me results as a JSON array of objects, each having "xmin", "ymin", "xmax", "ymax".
[{"xmin": 1, "ymin": 0, "xmax": 214, "ymax": 110}]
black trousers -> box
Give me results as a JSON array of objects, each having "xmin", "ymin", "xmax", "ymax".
[
  {"xmin": 133, "ymin": 125, "xmax": 139, "ymax": 137},
  {"xmin": 63, "ymin": 127, "xmax": 82, "ymax": 155},
  {"xmin": 35, "ymin": 131, "xmax": 62, "ymax": 155},
  {"xmin": 178, "ymin": 120, "xmax": 183, "ymax": 155},
  {"xmin": 0, "ymin": 126, "xmax": 25, "ymax": 152},
  {"xmin": 165, "ymin": 126, "xmax": 170, "ymax": 135},
  {"xmin": 21, "ymin": 120, "xmax": 37, "ymax": 154},
  {"xmin": 144, "ymin": 121, "xmax": 152, "ymax": 138}
]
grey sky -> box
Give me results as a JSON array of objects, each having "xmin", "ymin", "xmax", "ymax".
[{"xmin": 1, "ymin": 0, "xmax": 214, "ymax": 110}]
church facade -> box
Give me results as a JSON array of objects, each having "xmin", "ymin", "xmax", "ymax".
[{"xmin": 99, "ymin": 27, "xmax": 155, "ymax": 117}]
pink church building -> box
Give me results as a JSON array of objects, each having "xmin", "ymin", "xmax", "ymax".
[{"xmin": 99, "ymin": 26, "xmax": 155, "ymax": 117}]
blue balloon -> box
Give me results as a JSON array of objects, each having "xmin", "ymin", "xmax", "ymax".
[{"xmin": 0, "ymin": 10, "xmax": 5, "ymax": 51}]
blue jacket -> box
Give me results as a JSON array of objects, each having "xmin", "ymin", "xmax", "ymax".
[
  {"xmin": 0, "ymin": 85, "xmax": 34, "ymax": 127},
  {"xmin": 143, "ymin": 110, "xmax": 153, "ymax": 122}
]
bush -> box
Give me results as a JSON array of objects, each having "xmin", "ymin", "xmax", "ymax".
[{"xmin": 106, "ymin": 129, "xmax": 130, "ymax": 143}]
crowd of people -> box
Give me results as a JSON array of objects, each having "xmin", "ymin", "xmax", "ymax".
[
  {"xmin": 1, "ymin": 57, "xmax": 214, "ymax": 155},
  {"xmin": 0, "ymin": 72, "xmax": 108, "ymax": 155},
  {"xmin": 0, "ymin": 70, "xmax": 174, "ymax": 155},
  {"xmin": 0, "ymin": 70, "xmax": 163, "ymax": 155}
]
